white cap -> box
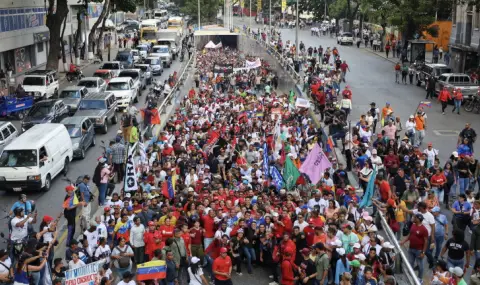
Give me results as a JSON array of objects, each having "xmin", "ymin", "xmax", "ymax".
[
  {"xmin": 452, "ymin": 151, "xmax": 459, "ymax": 158},
  {"xmin": 449, "ymin": 266, "xmax": 464, "ymax": 277},
  {"xmin": 371, "ymin": 149, "xmax": 377, "ymax": 155},
  {"xmin": 188, "ymin": 187, "xmax": 195, "ymax": 192},
  {"xmin": 364, "ymin": 216, "xmax": 373, "ymax": 221},
  {"xmin": 382, "ymin": 242, "xmax": 394, "ymax": 249},
  {"xmin": 191, "ymin": 256, "xmax": 201, "ymax": 264},
  {"xmin": 409, "ymin": 114, "xmax": 414, "ymax": 119},
  {"xmin": 353, "ymin": 243, "xmax": 361, "ymax": 249},
  {"xmin": 354, "ymin": 253, "xmax": 366, "ymax": 261},
  {"xmin": 336, "ymin": 248, "xmax": 346, "ymax": 256},
  {"xmin": 125, "ymin": 193, "xmax": 131, "ymax": 198},
  {"xmin": 334, "ymin": 240, "xmax": 343, "ymax": 247}
]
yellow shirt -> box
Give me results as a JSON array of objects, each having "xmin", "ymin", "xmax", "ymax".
[
  {"xmin": 158, "ymin": 215, "xmax": 177, "ymax": 226},
  {"xmin": 395, "ymin": 200, "xmax": 406, "ymax": 222}
]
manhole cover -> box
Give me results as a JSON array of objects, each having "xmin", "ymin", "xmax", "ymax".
[{"xmin": 433, "ymin": 130, "xmax": 460, "ymax": 136}]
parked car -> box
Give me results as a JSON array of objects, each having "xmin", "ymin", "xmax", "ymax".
[
  {"xmin": 77, "ymin": 77, "xmax": 107, "ymax": 93},
  {"xmin": 0, "ymin": 122, "xmax": 19, "ymax": 153},
  {"xmin": 59, "ymin": 86, "xmax": 89, "ymax": 115},
  {"xmin": 22, "ymin": 70, "xmax": 59, "ymax": 100},
  {"xmin": 337, "ymin": 32, "xmax": 354, "ymax": 45},
  {"xmin": 75, "ymin": 92, "xmax": 118, "ymax": 134},
  {"xmin": 21, "ymin": 99, "xmax": 70, "ymax": 132},
  {"xmin": 414, "ymin": 63, "xmax": 452, "ymax": 87},
  {"xmin": 107, "ymin": 77, "xmax": 140, "ymax": 109},
  {"xmin": 93, "ymin": 69, "xmax": 116, "ymax": 84},
  {"xmin": 99, "ymin": 61, "xmax": 123, "ymax": 77},
  {"xmin": 0, "ymin": 124, "xmax": 73, "ymax": 192},
  {"xmin": 151, "ymin": 45, "xmax": 173, "ymax": 67},
  {"xmin": 144, "ymin": 56, "xmax": 164, "ymax": 75},
  {"xmin": 435, "ymin": 73, "xmax": 480, "ymax": 100},
  {"xmin": 134, "ymin": 64, "xmax": 153, "ymax": 85},
  {"xmin": 118, "ymin": 69, "xmax": 147, "ymax": 90},
  {"xmin": 115, "ymin": 49, "xmax": 135, "ymax": 68},
  {"xmin": 137, "ymin": 44, "xmax": 150, "ymax": 59},
  {"xmin": 61, "ymin": 116, "xmax": 96, "ymax": 159}
]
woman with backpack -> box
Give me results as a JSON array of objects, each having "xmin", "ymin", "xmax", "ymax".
[
  {"xmin": 188, "ymin": 256, "xmax": 209, "ymax": 285},
  {"xmin": 111, "ymin": 237, "xmax": 134, "ymax": 279}
]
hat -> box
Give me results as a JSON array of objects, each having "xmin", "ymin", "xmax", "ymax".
[
  {"xmin": 308, "ymin": 218, "xmax": 314, "ymax": 224},
  {"xmin": 301, "ymin": 205, "xmax": 309, "ymax": 210},
  {"xmin": 370, "ymin": 102, "xmax": 376, "ymax": 106},
  {"xmin": 350, "ymin": 260, "xmax": 361, "ymax": 267},
  {"xmin": 220, "ymin": 247, "xmax": 228, "ymax": 253},
  {"xmin": 431, "ymin": 206, "xmax": 441, "ymax": 213},
  {"xmin": 104, "ymin": 206, "xmax": 111, "ymax": 212},
  {"xmin": 148, "ymin": 221, "xmax": 155, "ymax": 226},
  {"xmin": 387, "ymin": 198, "xmax": 396, "ymax": 208},
  {"xmin": 191, "ymin": 257, "xmax": 201, "ymax": 264},
  {"xmin": 43, "ymin": 215, "xmax": 54, "ymax": 223},
  {"xmin": 452, "ymin": 151, "xmax": 459, "ymax": 158},
  {"xmin": 237, "ymin": 229, "xmax": 244, "ymax": 234},
  {"xmin": 402, "ymin": 136, "xmax": 409, "ymax": 141},
  {"xmin": 188, "ymin": 187, "xmax": 195, "ymax": 192},
  {"xmin": 353, "ymin": 243, "xmax": 361, "ymax": 249},
  {"xmin": 336, "ymin": 248, "xmax": 346, "ymax": 256},
  {"xmin": 449, "ymin": 266, "xmax": 464, "ymax": 277},
  {"xmin": 364, "ymin": 216, "xmax": 373, "ymax": 221},
  {"xmin": 382, "ymin": 242, "xmax": 395, "ymax": 249},
  {"xmin": 117, "ymin": 130, "xmax": 123, "ymax": 134},
  {"xmin": 0, "ymin": 249, "xmax": 7, "ymax": 258},
  {"xmin": 127, "ymin": 206, "xmax": 133, "ymax": 211},
  {"xmin": 123, "ymin": 271, "xmax": 135, "ymax": 279},
  {"xmin": 300, "ymin": 248, "xmax": 311, "ymax": 255},
  {"xmin": 69, "ymin": 239, "xmax": 78, "ymax": 246},
  {"xmin": 125, "ymin": 193, "xmax": 131, "ymax": 198},
  {"xmin": 409, "ymin": 114, "xmax": 414, "ymax": 119},
  {"xmin": 371, "ymin": 149, "xmax": 377, "ymax": 155},
  {"xmin": 65, "ymin": 185, "xmax": 75, "ymax": 192},
  {"xmin": 415, "ymin": 213, "xmax": 424, "ymax": 222},
  {"xmin": 354, "ymin": 253, "xmax": 366, "ymax": 261}
]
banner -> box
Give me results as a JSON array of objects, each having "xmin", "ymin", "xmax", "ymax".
[
  {"xmin": 124, "ymin": 142, "xmax": 139, "ymax": 192},
  {"xmin": 299, "ymin": 143, "xmax": 332, "ymax": 184},
  {"xmin": 203, "ymin": 130, "xmax": 221, "ymax": 153},
  {"xmin": 245, "ymin": 58, "xmax": 262, "ymax": 69},
  {"xmin": 213, "ymin": 63, "xmax": 234, "ymax": 74},
  {"xmin": 295, "ymin": 97, "xmax": 311, "ymax": 109},
  {"xmin": 257, "ymin": 0, "xmax": 262, "ymax": 13},
  {"xmin": 65, "ymin": 260, "xmax": 105, "ymax": 285},
  {"xmin": 281, "ymin": 0, "xmax": 287, "ymax": 12}
]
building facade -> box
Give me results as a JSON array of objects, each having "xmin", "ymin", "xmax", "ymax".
[{"xmin": 449, "ymin": 3, "xmax": 480, "ymax": 73}]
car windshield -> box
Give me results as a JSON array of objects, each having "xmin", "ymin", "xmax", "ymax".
[
  {"xmin": 60, "ymin": 91, "xmax": 81, "ymax": 99},
  {"xmin": 28, "ymin": 103, "xmax": 54, "ymax": 118},
  {"xmin": 101, "ymin": 63, "xmax": 120, "ymax": 69},
  {"xmin": 107, "ymin": 82, "xmax": 130, "ymax": 91},
  {"xmin": 154, "ymin": 47, "xmax": 169, "ymax": 53},
  {"xmin": 65, "ymin": 124, "xmax": 82, "ymax": 138},
  {"xmin": 142, "ymin": 31, "xmax": 157, "ymax": 40},
  {"xmin": 78, "ymin": 80, "xmax": 98, "ymax": 88},
  {"xmin": 0, "ymin": 150, "xmax": 38, "ymax": 167},
  {"xmin": 119, "ymin": 72, "xmax": 139, "ymax": 79},
  {"xmin": 145, "ymin": 58, "xmax": 158, "ymax": 65},
  {"xmin": 343, "ymin": 33, "xmax": 352, "ymax": 37},
  {"xmin": 79, "ymin": 100, "xmax": 106, "ymax": 110},
  {"xmin": 23, "ymin": 77, "xmax": 45, "ymax": 86},
  {"xmin": 93, "ymin": 72, "xmax": 111, "ymax": 79},
  {"xmin": 117, "ymin": 54, "xmax": 130, "ymax": 61}
]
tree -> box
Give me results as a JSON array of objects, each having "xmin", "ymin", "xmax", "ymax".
[
  {"xmin": 299, "ymin": 0, "xmax": 328, "ymax": 21},
  {"xmin": 328, "ymin": 0, "xmax": 360, "ymax": 32},
  {"xmin": 96, "ymin": 0, "xmax": 112, "ymax": 56},
  {"xmin": 181, "ymin": 0, "xmax": 221, "ymax": 24},
  {"xmin": 46, "ymin": 0, "xmax": 69, "ymax": 70},
  {"xmin": 388, "ymin": 0, "xmax": 437, "ymax": 43},
  {"xmin": 60, "ymin": 13, "xmax": 69, "ymax": 71},
  {"xmin": 87, "ymin": 0, "xmax": 109, "ymax": 59}
]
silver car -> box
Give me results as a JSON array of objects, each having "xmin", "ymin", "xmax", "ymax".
[
  {"xmin": 144, "ymin": 57, "xmax": 163, "ymax": 75},
  {"xmin": 0, "ymin": 122, "xmax": 19, "ymax": 153},
  {"xmin": 134, "ymin": 64, "xmax": 153, "ymax": 85},
  {"xmin": 77, "ymin": 77, "xmax": 107, "ymax": 93},
  {"xmin": 118, "ymin": 69, "xmax": 147, "ymax": 91}
]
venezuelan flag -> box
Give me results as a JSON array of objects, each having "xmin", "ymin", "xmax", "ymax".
[
  {"xmin": 137, "ymin": 260, "xmax": 167, "ymax": 281},
  {"xmin": 62, "ymin": 193, "xmax": 79, "ymax": 209},
  {"xmin": 326, "ymin": 137, "xmax": 334, "ymax": 153},
  {"xmin": 419, "ymin": 101, "xmax": 432, "ymax": 108}
]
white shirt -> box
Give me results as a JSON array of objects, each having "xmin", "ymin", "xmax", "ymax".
[
  {"xmin": 130, "ymin": 224, "xmax": 146, "ymax": 247},
  {"xmin": 412, "ymin": 209, "xmax": 435, "ymax": 236},
  {"xmin": 0, "ymin": 257, "xmax": 11, "ymax": 274},
  {"xmin": 84, "ymin": 230, "xmax": 99, "ymax": 252},
  {"xmin": 423, "ymin": 148, "xmax": 438, "ymax": 166},
  {"xmin": 97, "ymin": 223, "xmax": 108, "ymax": 239},
  {"xmin": 68, "ymin": 259, "xmax": 86, "ymax": 269},
  {"xmin": 405, "ymin": 120, "xmax": 416, "ymax": 132},
  {"xmin": 95, "ymin": 245, "xmax": 112, "ymax": 264},
  {"xmin": 188, "ymin": 267, "xmax": 204, "ymax": 285},
  {"xmin": 118, "ymin": 281, "xmax": 136, "ymax": 285},
  {"xmin": 370, "ymin": 155, "xmax": 383, "ymax": 170},
  {"xmin": 42, "ymin": 225, "xmax": 54, "ymax": 243},
  {"xmin": 10, "ymin": 215, "xmax": 33, "ymax": 241},
  {"xmin": 307, "ymin": 198, "xmax": 322, "ymax": 210},
  {"xmin": 293, "ymin": 220, "xmax": 309, "ymax": 231}
]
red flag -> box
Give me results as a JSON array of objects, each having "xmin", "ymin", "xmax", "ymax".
[
  {"xmin": 151, "ymin": 109, "xmax": 161, "ymax": 125},
  {"xmin": 203, "ymin": 130, "xmax": 220, "ymax": 153}
]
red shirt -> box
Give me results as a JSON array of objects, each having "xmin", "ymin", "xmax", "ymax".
[
  {"xmin": 144, "ymin": 230, "xmax": 161, "ymax": 258},
  {"xmin": 439, "ymin": 90, "xmax": 452, "ymax": 102},
  {"xmin": 430, "ymin": 173, "xmax": 447, "ymax": 186},
  {"xmin": 202, "ymin": 215, "xmax": 216, "ymax": 238},
  {"xmin": 280, "ymin": 239, "xmax": 296, "ymax": 261},
  {"xmin": 281, "ymin": 259, "xmax": 296, "ymax": 285},
  {"xmin": 379, "ymin": 180, "xmax": 391, "ymax": 202},
  {"xmin": 159, "ymin": 225, "xmax": 174, "ymax": 239},
  {"xmin": 384, "ymin": 154, "xmax": 400, "ymax": 169},
  {"xmin": 213, "ymin": 256, "xmax": 232, "ymax": 280},
  {"xmin": 303, "ymin": 226, "xmax": 315, "ymax": 246},
  {"xmin": 316, "ymin": 91, "xmax": 326, "ymax": 105},
  {"xmin": 340, "ymin": 63, "xmax": 349, "ymax": 72},
  {"xmin": 409, "ymin": 223, "xmax": 428, "ymax": 250},
  {"xmin": 190, "ymin": 227, "xmax": 204, "ymax": 245},
  {"xmin": 181, "ymin": 232, "xmax": 191, "ymax": 256}
]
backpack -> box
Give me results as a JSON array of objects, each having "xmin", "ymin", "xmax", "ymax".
[
  {"xmin": 75, "ymin": 177, "xmax": 95, "ymax": 202},
  {"xmin": 116, "ymin": 246, "xmax": 131, "ymax": 268}
]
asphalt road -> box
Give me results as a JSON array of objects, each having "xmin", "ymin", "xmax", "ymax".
[
  {"xmin": 0, "ymin": 50, "xmax": 186, "ymax": 245},
  {"xmin": 236, "ymin": 17, "xmax": 480, "ymax": 283}
]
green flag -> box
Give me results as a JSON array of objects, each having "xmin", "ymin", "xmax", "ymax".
[
  {"xmin": 289, "ymin": 90, "xmax": 295, "ymax": 105},
  {"xmin": 284, "ymin": 156, "xmax": 301, "ymax": 190}
]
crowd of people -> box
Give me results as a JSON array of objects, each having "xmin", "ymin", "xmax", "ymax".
[{"xmin": 3, "ymin": 26, "xmax": 480, "ymax": 285}]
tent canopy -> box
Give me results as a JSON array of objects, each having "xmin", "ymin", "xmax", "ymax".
[{"xmin": 204, "ymin": 41, "xmax": 223, "ymax": 49}]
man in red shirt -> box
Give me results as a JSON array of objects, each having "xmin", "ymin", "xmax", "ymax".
[
  {"xmin": 303, "ymin": 219, "xmax": 315, "ymax": 246},
  {"xmin": 376, "ymin": 175, "xmax": 392, "ymax": 203},
  {"xmin": 438, "ymin": 87, "xmax": 452, "ymax": 115},
  {"xmin": 383, "ymin": 149, "xmax": 400, "ymax": 177},
  {"xmin": 202, "ymin": 210, "xmax": 216, "ymax": 250},
  {"xmin": 281, "ymin": 251, "xmax": 297, "ymax": 285},
  {"xmin": 280, "ymin": 233, "xmax": 296, "ymax": 262},
  {"xmin": 400, "ymin": 214, "xmax": 428, "ymax": 280},
  {"xmin": 190, "ymin": 220, "xmax": 205, "ymax": 263},
  {"xmin": 340, "ymin": 60, "xmax": 350, "ymax": 82},
  {"xmin": 213, "ymin": 247, "xmax": 233, "ymax": 285}
]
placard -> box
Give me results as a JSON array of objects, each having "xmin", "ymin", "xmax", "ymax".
[{"xmin": 213, "ymin": 64, "xmax": 234, "ymax": 74}]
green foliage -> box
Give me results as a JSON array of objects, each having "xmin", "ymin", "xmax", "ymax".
[
  {"xmin": 299, "ymin": 0, "xmax": 328, "ymax": 20},
  {"xmin": 113, "ymin": 0, "xmax": 137, "ymax": 13},
  {"xmin": 328, "ymin": 0, "xmax": 347, "ymax": 19},
  {"xmin": 180, "ymin": 0, "xmax": 221, "ymax": 23}
]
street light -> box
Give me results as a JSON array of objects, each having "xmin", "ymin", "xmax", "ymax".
[
  {"xmin": 198, "ymin": 0, "xmax": 201, "ymax": 30},
  {"xmin": 295, "ymin": 0, "xmax": 299, "ymax": 60}
]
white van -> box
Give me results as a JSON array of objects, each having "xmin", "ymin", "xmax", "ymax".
[{"xmin": 0, "ymin": 124, "xmax": 73, "ymax": 192}]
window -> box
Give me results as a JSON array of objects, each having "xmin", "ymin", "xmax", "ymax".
[
  {"xmin": 1, "ymin": 128, "xmax": 10, "ymax": 140},
  {"xmin": 7, "ymin": 125, "xmax": 16, "ymax": 134},
  {"xmin": 37, "ymin": 42, "xmax": 44, "ymax": 52}
]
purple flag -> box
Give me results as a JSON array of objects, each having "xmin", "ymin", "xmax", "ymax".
[{"xmin": 299, "ymin": 144, "xmax": 332, "ymax": 185}]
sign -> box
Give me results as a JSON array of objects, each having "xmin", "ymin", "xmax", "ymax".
[
  {"xmin": 124, "ymin": 142, "xmax": 139, "ymax": 192},
  {"xmin": 245, "ymin": 58, "xmax": 261, "ymax": 69},
  {"xmin": 14, "ymin": 47, "xmax": 32, "ymax": 74},
  {"xmin": 33, "ymin": 31, "xmax": 50, "ymax": 43},
  {"xmin": 281, "ymin": 0, "xmax": 287, "ymax": 12},
  {"xmin": 257, "ymin": 0, "xmax": 262, "ymax": 13},
  {"xmin": 65, "ymin": 260, "xmax": 105, "ymax": 285},
  {"xmin": 295, "ymin": 97, "xmax": 311, "ymax": 109},
  {"xmin": 213, "ymin": 63, "xmax": 234, "ymax": 74}
]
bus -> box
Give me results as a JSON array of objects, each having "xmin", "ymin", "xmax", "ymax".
[
  {"xmin": 140, "ymin": 26, "xmax": 158, "ymax": 44},
  {"xmin": 140, "ymin": 19, "xmax": 162, "ymax": 29},
  {"xmin": 167, "ymin": 17, "xmax": 184, "ymax": 35},
  {"xmin": 154, "ymin": 9, "xmax": 168, "ymax": 22}
]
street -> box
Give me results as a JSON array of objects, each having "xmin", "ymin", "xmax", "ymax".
[{"xmin": 0, "ymin": 49, "xmax": 186, "ymax": 252}]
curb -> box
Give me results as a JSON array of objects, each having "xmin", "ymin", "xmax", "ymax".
[{"xmin": 362, "ymin": 48, "xmax": 398, "ymax": 64}]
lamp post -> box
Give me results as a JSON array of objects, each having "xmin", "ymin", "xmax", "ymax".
[
  {"xmin": 295, "ymin": 0, "xmax": 299, "ymax": 60},
  {"xmin": 249, "ymin": 0, "xmax": 252, "ymax": 31},
  {"xmin": 197, "ymin": 0, "xmax": 201, "ymax": 30}
]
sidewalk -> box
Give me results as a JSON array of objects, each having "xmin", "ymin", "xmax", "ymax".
[{"xmin": 359, "ymin": 44, "xmax": 438, "ymax": 65}]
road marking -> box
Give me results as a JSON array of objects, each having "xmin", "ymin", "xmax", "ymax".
[{"xmin": 433, "ymin": 130, "xmax": 460, "ymax": 136}]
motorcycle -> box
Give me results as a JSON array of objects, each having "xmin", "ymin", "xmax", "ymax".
[
  {"xmin": 66, "ymin": 70, "xmax": 84, "ymax": 82},
  {"xmin": 463, "ymin": 94, "xmax": 480, "ymax": 113}
]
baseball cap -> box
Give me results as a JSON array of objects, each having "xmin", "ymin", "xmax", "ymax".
[
  {"xmin": 191, "ymin": 256, "xmax": 201, "ymax": 264},
  {"xmin": 431, "ymin": 206, "xmax": 441, "ymax": 213},
  {"xmin": 415, "ymin": 213, "xmax": 424, "ymax": 221},
  {"xmin": 354, "ymin": 253, "xmax": 366, "ymax": 261},
  {"xmin": 65, "ymin": 185, "xmax": 75, "ymax": 192},
  {"xmin": 125, "ymin": 193, "xmax": 131, "ymax": 198},
  {"xmin": 350, "ymin": 260, "xmax": 361, "ymax": 267},
  {"xmin": 449, "ymin": 266, "xmax": 464, "ymax": 277},
  {"xmin": 148, "ymin": 221, "xmax": 155, "ymax": 226},
  {"xmin": 382, "ymin": 242, "xmax": 394, "ymax": 249},
  {"xmin": 353, "ymin": 243, "xmax": 360, "ymax": 249},
  {"xmin": 300, "ymin": 248, "xmax": 311, "ymax": 255},
  {"xmin": 220, "ymin": 247, "xmax": 228, "ymax": 253}
]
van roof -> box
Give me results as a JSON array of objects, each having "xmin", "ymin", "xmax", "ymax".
[{"xmin": 6, "ymin": 124, "xmax": 66, "ymax": 150}]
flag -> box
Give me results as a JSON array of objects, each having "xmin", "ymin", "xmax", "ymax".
[
  {"xmin": 140, "ymin": 108, "xmax": 161, "ymax": 124},
  {"xmin": 256, "ymin": 112, "xmax": 264, "ymax": 118},
  {"xmin": 124, "ymin": 143, "xmax": 138, "ymax": 192},
  {"xmin": 139, "ymin": 142, "xmax": 147, "ymax": 163},
  {"xmin": 326, "ymin": 137, "xmax": 334, "ymax": 153},
  {"xmin": 137, "ymin": 260, "xmax": 167, "ymax": 281},
  {"xmin": 63, "ymin": 193, "xmax": 79, "ymax": 209},
  {"xmin": 419, "ymin": 101, "xmax": 432, "ymax": 108},
  {"xmin": 289, "ymin": 90, "xmax": 295, "ymax": 105},
  {"xmin": 171, "ymin": 173, "xmax": 177, "ymax": 190},
  {"xmin": 299, "ymin": 144, "xmax": 332, "ymax": 185},
  {"xmin": 359, "ymin": 168, "xmax": 377, "ymax": 208},
  {"xmin": 270, "ymin": 166, "xmax": 284, "ymax": 190},
  {"xmin": 162, "ymin": 177, "xmax": 175, "ymax": 199},
  {"xmin": 203, "ymin": 130, "xmax": 220, "ymax": 153},
  {"xmin": 263, "ymin": 142, "xmax": 269, "ymax": 178},
  {"xmin": 283, "ymin": 156, "xmax": 301, "ymax": 190}
]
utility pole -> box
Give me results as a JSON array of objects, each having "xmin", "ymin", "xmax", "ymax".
[
  {"xmin": 249, "ymin": 0, "xmax": 252, "ymax": 31},
  {"xmin": 269, "ymin": 0, "xmax": 272, "ymax": 40},
  {"xmin": 295, "ymin": 0, "xmax": 299, "ymax": 60},
  {"xmin": 198, "ymin": 0, "xmax": 201, "ymax": 30}
]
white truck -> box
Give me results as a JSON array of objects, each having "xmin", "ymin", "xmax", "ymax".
[
  {"xmin": 156, "ymin": 29, "xmax": 181, "ymax": 60},
  {"xmin": 22, "ymin": 70, "xmax": 59, "ymax": 100}
]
